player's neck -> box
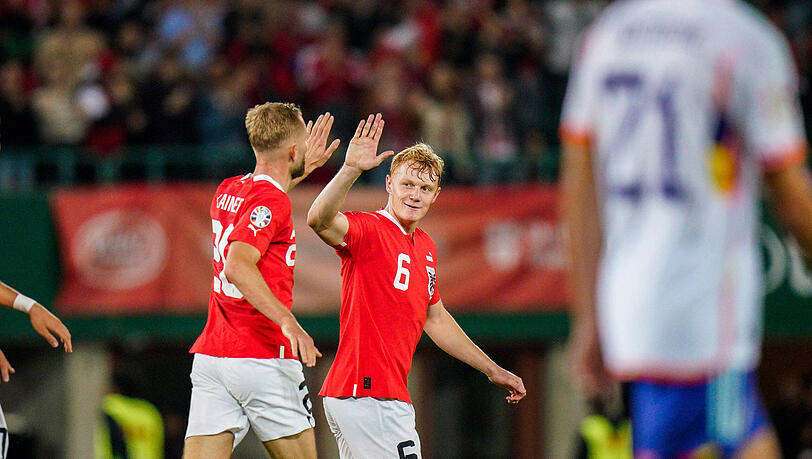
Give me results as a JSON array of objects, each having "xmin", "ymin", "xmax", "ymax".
[
  {"xmin": 252, "ymin": 161, "xmax": 290, "ymax": 192},
  {"xmin": 384, "ymin": 204, "xmax": 418, "ymax": 234}
]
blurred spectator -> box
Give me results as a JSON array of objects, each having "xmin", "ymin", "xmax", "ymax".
[
  {"xmin": 0, "ymin": 60, "xmax": 38, "ymax": 146},
  {"xmin": 470, "ymin": 54, "xmax": 521, "ymax": 184},
  {"xmin": 139, "ymin": 53, "xmax": 198, "ymax": 144},
  {"xmin": 410, "ymin": 62, "xmax": 475, "ymax": 183},
  {"xmin": 31, "ymin": 58, "xmax": 87, "ymax": 145},
  {"xmin": 155, "ymin": 0, "xmax": 226, "ymax": 72}
]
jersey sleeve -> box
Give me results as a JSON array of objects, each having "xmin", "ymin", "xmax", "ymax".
[
  {"xmin": 741, "ymin": 27, "xmax": 808, "ymax": 172},
  {"xmin": 559, "ymin": 28, "xmax": 601, "ymax": 149},
  {"xmin": 229, "ymin": 192, "xmax": 289, "ymax": 254},
  {"xmin": 333, "ymin": 211, "xmax": 372, "ymax": 257}
]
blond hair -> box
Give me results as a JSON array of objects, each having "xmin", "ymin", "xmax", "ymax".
[
  {"xmin": 390, "ymin": 143, "xmax": 445, "ymax": 184},
  {"xmin": 245, "ymin": 102, "xmax": 303, "ymax": 152}
]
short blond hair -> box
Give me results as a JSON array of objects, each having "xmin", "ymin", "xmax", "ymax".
[
  {"xmin": 245, "ymin": 102, "xmax": 303, "ymax": 152},
  {"xmin": 390, "ymin": 143, "xmax": 445, "ymax": 184}
]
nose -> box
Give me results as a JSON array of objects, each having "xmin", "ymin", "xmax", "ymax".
[{"xmin": 408, "ymin": 188, "xmax": 420, "ymax": 200}]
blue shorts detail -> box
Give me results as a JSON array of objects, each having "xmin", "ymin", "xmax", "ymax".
[{"xmin": 628, "ymin": 370, "xmax": 769, "ymax": 458}]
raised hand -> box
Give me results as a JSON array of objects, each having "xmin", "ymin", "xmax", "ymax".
[
  {"xmin": 304, "ymin": 112, "xmax": 341, "ymax": 176},
  {"xmin": 0, "ymin": 349, "xmax": 14, "ymax": 383},
  {"xmin": 344, "ymin": 113, "xmax": 394, "ymax": 172},
  {"xmin": 29, "ymin": 303, "xmax": 72, "ymax": 353},
  {"xmin": 487, "ymin": 368, "xmax": 527, "ymax": 404}
]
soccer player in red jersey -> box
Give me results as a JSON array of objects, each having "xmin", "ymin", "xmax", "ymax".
[
  {"xmin": 307, "ymin": 113, "xmax": 527, "ymax": 458},
  {"xmin": 184, "ymin": 102, "xmax": 339, "ymax": 459}
]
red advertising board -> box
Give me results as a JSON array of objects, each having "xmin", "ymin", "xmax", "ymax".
[{"xmin": 51, "ymin": 184, "xmax": 567, "ymax": 315}]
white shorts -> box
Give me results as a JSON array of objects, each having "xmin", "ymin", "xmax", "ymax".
[
  {"xmin": 323, "ymin": 397, "xmax": 421, "ymax": 459},
  {"xmin": 0, "ymin": 403, "xmax": 7, "ymax": 459},
  {"xmin": 185, "ymin": 353, "xmax": 314, "ymax": 448}
]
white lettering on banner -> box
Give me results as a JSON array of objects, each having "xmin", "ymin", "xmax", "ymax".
[
  {"xmin": 483, "ymin": 220, "xmax": 566, "ymax": 271},
  {"xmin": 760, "ymin": 224, "xmax": 812, "ymax": 297}
]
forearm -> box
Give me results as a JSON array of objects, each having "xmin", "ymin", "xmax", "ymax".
[
  {"xmin": 766, "ymin": 165, "xmax": 812, "ymax": 255},
  {"xmin": 0, "ymin": 281, "xmax": 37, "ymax": 312},
  {"xmin": 425, "ymin": 307, "xmax": 499, "ymax": 377},
  {"xmin": 561, "ymin": 145, "xmax": 601, "ymax": 328},
  {"xmin": 225, "ymin": 263, "xmax": 296, "ymax": 326},
  {"xmin": 307, "ymin": 165, "xmax": 362, "ymax": 232}
]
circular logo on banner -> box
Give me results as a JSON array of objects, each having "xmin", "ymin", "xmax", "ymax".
[
  {"xmin": 72, "ymin": 210, "xmax": 168, "ymax": 290},
  {"xmin": 250, "ymin": 206, "xmax": 272, "ymax": 228}
]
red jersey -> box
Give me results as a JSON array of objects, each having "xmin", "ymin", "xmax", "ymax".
[
  {"xmin": 190, "ymin": 173, "xmax": 297, "ymax": 359},
  {"xmin": 320, "ymin": 210, "xmax": 441, "ymax": 403}
]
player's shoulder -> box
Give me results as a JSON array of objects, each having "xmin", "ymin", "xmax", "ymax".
[
  {"xmin": 216, "ymin": 174, "xmax": 250, "ymax": 192},
  {"xmin": 414, "ymin": 227, "xmax": 437, "ymax": 247}
]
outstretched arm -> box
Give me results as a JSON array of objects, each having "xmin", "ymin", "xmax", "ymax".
[
  {"xmin": 424, "ymin": 300, "xmax": 526, "ymax": 404},
  {"xmin": 0, "ymin": 281, "xmax": 72, "ymax": 353},
  {"xmin": 307, "ymin": 113, "xmax": 394, "ymax": 246},
  {"xmin": 224, "ymin": 242, "xmax": 322, "ymax": 366},
  {"xmin": 288, "ymin": 112, "xmax": 342, "ymax": 191}
]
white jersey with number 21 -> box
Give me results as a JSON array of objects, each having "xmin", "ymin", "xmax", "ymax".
[{"xmin": 561, "ymin": 0, "xmax": 808, "ymax": 380}]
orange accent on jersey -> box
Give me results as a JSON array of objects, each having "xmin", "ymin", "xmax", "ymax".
[
  {"xmin": 559, "ymin": 124, "xmax": 593, "ymax": 150},
  {"xmin": 761, "ymin": 141, "xmax": 808, "ymax": 173}
]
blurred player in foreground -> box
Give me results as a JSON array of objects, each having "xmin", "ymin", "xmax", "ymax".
[
  {"xmin": 308, "ymin": 114, "xmax": 526, "ymax": 458},
  {"xmin": 184, "ymin": 102, "xmax": 339, "ymax": 458},
  {"xmin": 0, "ymin": 281, "xmax": 72, "ymax": 459},
  {"xmin": 561, "ymin": 0, "xmax": 812, "ymax": 457}
]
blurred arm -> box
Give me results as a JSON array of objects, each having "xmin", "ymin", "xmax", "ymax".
[
  {"xmin": 0, "ymin": 281, "xmax": 72, "ymax": 352},
  {"xmin": 561, "ymin": 143, "xmax": 610, "ymax": 395},
  {"xmin": 424, "ymin": 300, "xmax": 526, "ymax": 403},
  {"xmin": 224, "ymin": 241, "xmax": 321, "ymax": 366},
  {"xmin": 764, "ymin": 162, "xmax": 812, "ymax": 256}
]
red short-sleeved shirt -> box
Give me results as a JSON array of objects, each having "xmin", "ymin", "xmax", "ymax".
[
  {"xmin": 190, "ymin": 173, "xmax": 298, "ymax": 359},
  {"xmin": 319, "ymin": 209, "xmax": 441, "ymax": 403}
]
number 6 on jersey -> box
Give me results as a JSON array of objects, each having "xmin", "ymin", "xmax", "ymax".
[{"xmin": 393, "ymin": 253, "xmax": 411, "ymax": 291}]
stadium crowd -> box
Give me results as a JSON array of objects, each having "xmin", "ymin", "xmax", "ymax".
[{"xmin": 1, "ymin": 0, "xmax": 808, "ymax": 186}]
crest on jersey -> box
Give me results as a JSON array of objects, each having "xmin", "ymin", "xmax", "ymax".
[
  {"xmin": 426, "ymin": 266, "xmax": 436, "ymax": 297},
  {"xmin": 250, "ymin": 206, "xmax": 272, "ymax": 228}
]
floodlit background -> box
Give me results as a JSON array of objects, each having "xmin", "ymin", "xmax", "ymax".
[{"xmin": 0, "ymin": 0, "xmax": 811, "ymax": 457}]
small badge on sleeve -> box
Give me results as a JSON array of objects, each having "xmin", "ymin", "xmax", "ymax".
[
  {"xmin": 250, "ymin": 206, "xmax": 272, "ymax": 228},
  {"xmin": 363, "ymin": 377, "xmax": 372, "ymax": 389}
]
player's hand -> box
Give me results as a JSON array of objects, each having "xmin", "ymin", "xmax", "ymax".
[
  {"xmin": 304, "ymin": 112, "xmax": 341, "ymax": 176},
  {"xmin": 343, "ymin": 113, "xmax": 394, "ymax": 172},
  {"xmin": 487, "ymin": 368, "xmax": 526, "ymax": 404},
  {"xmin": 280, "ymin": 317, "xmax": 322, "ymax": 367},
  {"xmin": 29, "ymin": 303, "xmax": 73, "ymax": 353},
  {"xmin": 0, "ymin": 349, "xmax": 14, "ymax": 383},
  {"xmin": 569, "ymin": 321, "xmax": 611, "ymax": 397}
]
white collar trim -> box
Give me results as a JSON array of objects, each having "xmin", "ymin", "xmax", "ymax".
[
  {"xmin": 376, "ymin": 209, "xmax": 408, "ymax": 235},
  {"xmin": 248, "ymin": 173, "xmax": 286, "ymax": 193}
]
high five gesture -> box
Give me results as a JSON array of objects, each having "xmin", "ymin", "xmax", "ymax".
[{"xmin": 344, "ymin": 113, "xmax": 394, "ymax": 172}]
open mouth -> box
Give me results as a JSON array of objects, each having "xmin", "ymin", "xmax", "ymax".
[{"xmin": 404, "ymin": 203, "xmax": 420, "ymax": 210}]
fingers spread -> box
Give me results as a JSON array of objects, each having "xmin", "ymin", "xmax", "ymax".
[
  {"xmin": 353, "ymin": 119, "xmax": 365, "ymax": 138},
  {"xmin": 361, "ymin": 114, "xmax": 375, "ymax": 137}
]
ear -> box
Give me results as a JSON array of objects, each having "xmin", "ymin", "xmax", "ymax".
[
  {"xmin": 287, "ymin": 142, "xmax": 297, "ymax": 162},
  {"xmin": 430, "ymin": 186, "xmax": 441, "ymax": 204},
  {"xmin": 385, "ymin": 175, "xmax": 393, "ymax": 194}
]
